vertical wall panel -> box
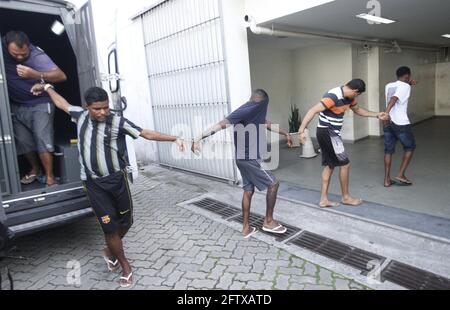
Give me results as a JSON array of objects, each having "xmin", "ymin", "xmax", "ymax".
[{"xmin": 139, "ymin": 0, "xmax": 235, "ymax": 181}]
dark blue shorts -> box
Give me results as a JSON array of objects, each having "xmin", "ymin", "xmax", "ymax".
[{"xmin": 384, "ymin": 123, "xmax": 416, "ymax": 155}]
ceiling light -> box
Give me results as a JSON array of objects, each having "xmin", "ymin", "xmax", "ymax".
[
  {"xmin": 51, "ymin": 20, "xmax": 65, "ymax": 36},
  {"xmin": 356, "ymin": 13, "xmax": 396, "ymax": 24},
  {"xmin": 442, "ymin": 34, "xmax": 450, "ymax": 39}
]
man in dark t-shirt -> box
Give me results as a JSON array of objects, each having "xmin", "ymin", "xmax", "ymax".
[{"xmin": 192, "ymin": 89, "xmax": 292, "ymax": 238}]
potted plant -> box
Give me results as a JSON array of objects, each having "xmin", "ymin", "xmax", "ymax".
[{"xmin": 288, "ymin": 104, "xmax": 302, "ymax": 147}]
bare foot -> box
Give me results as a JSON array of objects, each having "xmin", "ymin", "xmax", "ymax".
[
  {"xmin": 262, "ymin": 220, "xmax": 282, "ymax": 230},
  {"xmin": 342, "ymin": 197, "xmax": 363, "ymax": 206},
  {"xmin": 46, "ymin": 176, "xmax": 57, "ymax": 187},
  {"xmin": 319, "ymin": 200, "xmax": 340, "ymax": 208},
  {"xmin": 384, "ymin": 179, "xmax": 397, "ymax": 187},
  {"xmin": 242, "ymin": 225, "xmax": 253, "ymax": 236}
]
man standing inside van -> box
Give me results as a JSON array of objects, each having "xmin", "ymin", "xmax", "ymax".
[
  {"xmin": 383, "ymin": 67, "xmax": 418, "ymax": 187},
  {"xmin": 2, "ymin": 31, "xmax": 67, "ymax": 187},
  {"xmin": 31, "ymin": 84, "xmax": 184, "ymax": 288}
]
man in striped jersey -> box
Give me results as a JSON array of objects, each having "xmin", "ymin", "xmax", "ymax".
[
  {"xmin": 298, "ymin": 79, "xmax": 388, "ymax": 208},
  {"xmin": 31, "ymin": 84, "xmax": 185, "ymax": 288}
]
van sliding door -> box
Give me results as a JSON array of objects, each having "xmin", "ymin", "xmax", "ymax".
[
  {"xmin": 62, "ymin": 0, "xmax": 100, "ymax": 103},
  {"xmin": 0, "ymin": 49, "xmax": 20, "ymax": 197}
]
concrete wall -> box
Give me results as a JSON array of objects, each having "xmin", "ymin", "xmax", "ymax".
[
  {"xmin": 379, "ymin": 48, "xmax": 437, "ymax": 124},
  {"xmin": 352, "ymin": 45, "xmax": 369, "ymax": 140},
  {"xmin": 292, "ymin": 43, "xmax": 354, "ymax": 140},
  {"xmin": 249, "ymin": 48, "xmax": 294, "ymax": 137},
  {"xmin": 436, "ymin": 62, "xmax": 450, "ymax": 116}
]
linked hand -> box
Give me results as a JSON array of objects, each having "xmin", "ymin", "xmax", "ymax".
[
  {"xmin": 299, "ymin": 132, "xmax": 306, "ymax": 145},
  {"xmin": 30, "ymin": 84, "xmax": 45, "ymax": 96},
  {"xmin": 17, "ymin": 64, "xmax": 38, "ymax": 79},
  {"xmin": 378, "ymin": 112, "xmax": 389, "ymax": 121},
  {"xmin": 175, "ymin": 138, "xmax": 185, "ymax": 152},
  {"xmin": 286, "ymin": 135, "xmax": 293, "ymax": 148},
  {"xmin": 191, "ymin": 140, "xmax": 202, "ymax": 156}
]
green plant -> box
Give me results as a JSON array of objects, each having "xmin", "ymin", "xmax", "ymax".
[{"xmin": 288, "ymin": 104, "xmax": 302, "ymax": 133}]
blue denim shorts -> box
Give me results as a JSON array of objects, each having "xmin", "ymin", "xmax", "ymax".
[{"xmin": 384, "ymin": 123, "xmax": 416, "ymax": 154}]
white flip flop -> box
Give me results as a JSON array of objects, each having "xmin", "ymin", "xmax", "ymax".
[
  {"xmin": 103, "ymin": 255, "xmax": 119, "ymax": 272},
  {"xmin": 262, "ymin": 224, "xmax": 287, "ymax": 234},
  {"xmin": 119, "ymin": 272, "xmax": 133, "ymax": 288},
  {"xmin": 244, "ymin": 227, "xmax": 258, "ymax": 239}
]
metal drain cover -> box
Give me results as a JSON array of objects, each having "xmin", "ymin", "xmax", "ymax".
[
  {"xmin": 191, "ymin": 198, "xmax": 241, "ymax": 219},
  {"xmin": 289, "ymin": 231, "xmax": 385, "ymax": 274},
  {"xmin": 381, "ymin": 260, "xmax": 450, "ymax": 290}
]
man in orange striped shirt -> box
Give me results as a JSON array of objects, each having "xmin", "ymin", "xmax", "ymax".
[{"xmin": 298, "ymin": 79, "xmax": 388, "ymax": 208}]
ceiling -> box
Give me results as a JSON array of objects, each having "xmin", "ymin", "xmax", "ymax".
[{"xmin": 259, "ymin": 0, "xmax": 450, "ymax": 47}]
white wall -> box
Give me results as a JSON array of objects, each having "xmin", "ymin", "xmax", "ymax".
[
  {"xmin": 292, "ymin": 43, "xmax": 354, "ymax": 140},
  {"xmin": 367, "ymin": 47, "xmax": 382, "ymax": 136},
  {"xmin": 221, "ymin": 0, "xmax": 253, "ymax": 112},
  {"xmin": 248, "ymin": 48, "xmax": 294, "ymax": 138},
  {"xmin": 379, "ymin": 48, "xmax": 437, "ymax": 124},
  {"xmin": 436, "ymin": 62, "xmax": 450, "ymax": 116},
  {"xmin": 90, "ymin": 0, "xmax": 159, "ymax": 164},
  {"xmin": 352, "ymin": 45, "xmax": 369, "ymax": 140}
]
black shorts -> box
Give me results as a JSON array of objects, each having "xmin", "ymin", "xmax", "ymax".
[
  {"xmin": 316, "ymin": 127, "xmax": 350, "ymax": 168},
  {"xmin": 83, "ymin": 170, "xmax": 134, "ymax": 235}
]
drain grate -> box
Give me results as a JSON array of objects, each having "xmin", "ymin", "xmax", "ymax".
[
  {"xmin": 191, "ymin": 198, "xmax": 241, "ymax": 219},
  {"xmin": 231, "ymin": 213, "xmax": 301, "ymax": 241},
  {"xmin": 381, "ymin": 260, "xmax": 450, "ymax": 290},
  {"xmin": 289, "ymin": 231, "xmax": 385, "ymax": 274}
]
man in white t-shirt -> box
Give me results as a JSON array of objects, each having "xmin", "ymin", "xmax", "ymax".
[{"xmin": 383, "ymin": 66, "xmax": 418, "ymax": 187}]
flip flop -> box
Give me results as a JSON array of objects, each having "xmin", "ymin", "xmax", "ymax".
[
  {"xmin": 103, "ymin": 255, "xmax": 119, "ymax": 272},
  {"xmin": 262, "ymin": 224, "xmax": 287, "ymax": 234},
  {"xmin": 21, "ymin": 174, "xmax": 37, "ymax": 185},
  {"xmin": 119, "ymin": 272, "xmax": 133, "ymax": 288},
  {"xmin": 243, "ymin": 227, "xmax": 258, "ymax": 239},
  {"xmin": 319, "ymin": 202, "xmax": 340, "ymax": 208},
  {"xmin": 342, "ymin": 198, "xmax": 363, "ymax": 206},
  {"xmin": 395, "ymin": 178, "xmax": 413, "ymax": 186}
]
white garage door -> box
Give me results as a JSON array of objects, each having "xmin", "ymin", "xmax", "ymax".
[{"xmin": 137, "ymin": 0, "xmax": 236, "ymax": 182}]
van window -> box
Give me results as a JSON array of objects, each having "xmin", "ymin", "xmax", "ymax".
[{"xmin": 108, "ymin": 49, "xmax": 119, "ymax": 93}]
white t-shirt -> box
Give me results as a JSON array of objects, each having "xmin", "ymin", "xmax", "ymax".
[{"xmin": 385, "ymin": 80, "xmax": 411, "ymax": 125}]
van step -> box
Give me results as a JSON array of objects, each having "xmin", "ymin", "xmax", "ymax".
[{"xmin": 9, "ymin": 208, "xmax": 93, "ymax": 237}]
